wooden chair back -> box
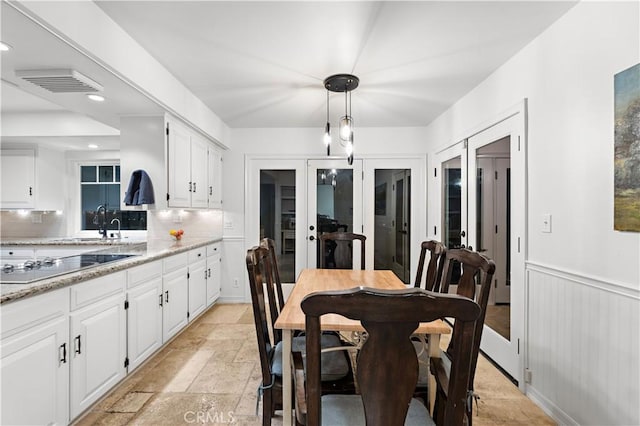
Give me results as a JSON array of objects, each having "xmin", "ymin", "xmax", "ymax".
[
  {"xmin": 302, "ymin": 287, "xmax": 480, "ymax": 426},
  {"xmin": 319, "ymin": 232, "xmax": 366, "ymax": 270},
  {"xmin": 246, "ymin": 246, "xmax": 282, "ymax": 372},
  {"xmin": 439, "ymin": 248, "xmax": 496, "ymax": 408},
  {"xmin": 414, "ymin": 240, "xmax": 446, "ymax": 291},
  {"xmin": 260, "ymin": 238, "xmax": 286, "ymax": 313}
]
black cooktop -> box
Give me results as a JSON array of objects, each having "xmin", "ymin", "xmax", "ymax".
[{"xmin": 1, "ymin": 253, "xmax": 137, "ymax": 284}]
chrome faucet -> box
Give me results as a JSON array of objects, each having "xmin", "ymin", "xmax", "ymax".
[
  {"xmin": 110, "ymin": 218, "xmax": 121, "ymax": 239},
  {"xmin": 94, "ymin": 205, "xmax": 108, "ymax": 238}
]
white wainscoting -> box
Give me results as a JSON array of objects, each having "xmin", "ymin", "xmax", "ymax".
[
  {"xmin": 526, "ymin": 262, "xmax": 640, "ymax": 425},
  {"xmin": 220, "ymin": 236, "xmax": 248, "ymax": 303}
]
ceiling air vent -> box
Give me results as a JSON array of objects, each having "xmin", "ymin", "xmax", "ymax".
[{"xmin": 15, "ymin": 69, "xmax": 103, "ymax": 93}]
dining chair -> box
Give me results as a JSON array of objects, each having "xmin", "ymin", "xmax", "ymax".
[
  {"xmin": 293, "ymin": 286, "xmax": 481, "ymax": 426},
  {"xmin": 260, "ymin": 238, "xmax": 286, "ymax": 313},
  {"xmin": 411, "ymin": 240, "xmax": 446, "ymax": 402},
  {"xmin": 414, "ymin": 240, "xmax": 446, "ymax": 291},
  {"xmin": 319, "ymin": 232, "xmax": 366, "ymax": 270},
  {"xmin": 431, "ymin": 248, "xmax": 496, "ymax": 425},
  {"xmin": 245, "ymin": 246, "xmax": 354, "ymax": 426}
]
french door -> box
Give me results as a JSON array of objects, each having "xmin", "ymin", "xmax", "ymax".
[
  {"xmin": 246, "ymin": 158, "xmax": 307, "ymax": 287},
  {"xmin": 306, "ymin": 159, "xmax": 363, "ymax": 269},
  {"xmin": 468, "ymin": 112, "xmax": 525, "ymax": 387},
  {"xmin": 433, "ymin": 105, "xmax": 526, "ymax": 388}
]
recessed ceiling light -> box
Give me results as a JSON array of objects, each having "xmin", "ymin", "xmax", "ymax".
[
  {"xmin": 86, "ymin": 94, "xmax": 105, "ymax": 102},
  {"xmin": 88, "ymin": 144, "xmax": 99, "ymax": 149},
  {"xmin": 0, "ymin": 42, "xmax": 12, "ymax": 51}
]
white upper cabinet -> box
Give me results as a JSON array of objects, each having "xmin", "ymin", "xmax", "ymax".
[
  {"xmin": 208, "ymin": 148, "xmax": 223, "ymax": 209},
  {"xmin": 190, "ymin": 134, "xmax": 209, "ymax": 208},
  {"xmin": 0, "ymin": 147, "xmax": 65, "ymax": 211},
  {"xmin": 167, "ymin": 119, "xmax": 193, "ymax": 208},
  {"xmin": 1, "ymin": 149, "xmax": 35, "ymax": 209},
  {"xmin": 120, "ymin": 114, "xmax": 223, "ymax": 210}
]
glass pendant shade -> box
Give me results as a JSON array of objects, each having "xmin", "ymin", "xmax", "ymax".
[
  {"xmin": 339, "ymin": 116, "xmax": 353, "ymax": 141},
  {"xmin": 324, "ymin": 122, "xmax": 331, "ymax": 155}
]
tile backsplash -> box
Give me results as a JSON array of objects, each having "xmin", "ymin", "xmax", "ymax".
[
  {"xmin": 146, "ymin": 209, "xmax": 223, "ymax": 240},
  {"xmin": 0, "ymin": 211, "xmax": 67, "ymax": 238},
  {"xmin": 0, "ymin": 209, "xmax": 223, "ymax": 241}
]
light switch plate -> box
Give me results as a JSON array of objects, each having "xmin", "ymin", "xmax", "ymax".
[{"xmin": 542, "ymin": 214, "xmax": 552, "ymax": 233}]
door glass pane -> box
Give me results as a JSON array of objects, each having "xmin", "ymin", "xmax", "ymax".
[
  {"xmin": 442, "ymin": 157, "xmax": 462, "ymax": 285},
  {"xmin": 443, "ymin": 158, "xmax": 462, "ymax": 249},
  {"xmin": 476, "ymin": 138, "xmax": 511, "ymax": 341},
  {"xmin": 373, "ymin": 169, "xmax": 411, "ymax": 283},
  {"xmin": 260, "ymin": 170, "xmax": 295, "ymax": 283},
  {"xmin": 316, "ymin": 169, "xmax": 353, "ymax": 268}
]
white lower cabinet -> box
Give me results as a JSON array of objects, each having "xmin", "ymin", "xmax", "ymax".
[
  {"xmin": 206, "ymin": 243, "xmax": 221, "ymax": 306},
  {"xmin": 0, "ymin": 289, "xmax": 69, "ymax": 426},
  {"xmin": 162, "ymin": 253, "xmax": 189, "ymax": 342},
  {"xmin": 0, "ymin": 246, "xmax": 221, "ymax": 425},
  {"xmin": 69, "ymin": 272, "xmax": 127, "ymax": 419},
  {"xmin": 127, "ymin": 261, "xmax": 163, "ymax": 372},
  {"xmin": 188, "ymin": 247, "xmax": 207, "ymax": 321}
]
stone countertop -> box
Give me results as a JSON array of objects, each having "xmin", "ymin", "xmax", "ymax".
[
  {"xmin": 1, "ymin": 237, "xmax": 147, "ymax": 246},
  {"xmin": 0, "ymin": 237, "xmax": 222, "ymax": 304}
]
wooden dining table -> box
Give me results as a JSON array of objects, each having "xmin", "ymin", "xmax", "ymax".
[{"xmin": 274, "ymin": 268, "xmax": 452, "ymax": 426}]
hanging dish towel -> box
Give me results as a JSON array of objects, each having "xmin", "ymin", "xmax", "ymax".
[{"xmin": 124, "ymin": 169, "xmax": 155, "ymax": 205}]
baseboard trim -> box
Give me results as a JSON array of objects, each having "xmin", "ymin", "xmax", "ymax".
[
  {"xmin": 217, "ymin": 296, "xmax": 246, "ymax": 304},
  {"xmin": 526, "ymin": 385, "xmax": 578, "ymax": 426}
]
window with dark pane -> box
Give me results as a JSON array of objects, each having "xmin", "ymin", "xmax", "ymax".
[{"xmin": 81, "ymin": 163, "xmax": 146, "ymax": 231}]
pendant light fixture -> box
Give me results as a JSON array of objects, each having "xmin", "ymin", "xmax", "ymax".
[{"xmin": 323, "ymin": 74, "xmax": 359, "ymax": 165}]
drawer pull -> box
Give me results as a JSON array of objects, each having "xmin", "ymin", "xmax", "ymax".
[
  {"xmin": 59, "ymin": 343, "xmax": 67, "ymax": 364},
  {"xmin": 74, "ymin": 335, "xmax": 82, "ymax": 355}
]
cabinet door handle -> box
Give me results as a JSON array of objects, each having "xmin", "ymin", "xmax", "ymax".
[
  {"xmin": 159, "ymin": 293, "xmax": 164, "ymax": 307},
  {"xmin": 208, "ymin": 268, "xmax": 211, "ymax": 278},
  {"xmin": 74, "ymin": 335, "xmax": 82, "ymax": 355},
  {"xmin": 59, "ymin": 343, "xmax": 67, "ymax": 364},
  {"xmin": 193, "ymin": 182, "xmax": 196, "ymax": 193},
  {"xmin": 209, "ymin": 186, "xmax": 212, "ymax": 196},
  {"xmin": 165, "ymin": 290, "xmax": 169, "ymax": 303},
  {"xmin": 189, "ymin": 182, "xmax": 192, "ymax": 192},
  {"xmin": 204, "ymin": 269, "xmax": 208, "ymax": 280},
  {"xmin": 29, "ymin": 186, "xmax": 33, "ymax": 196}
]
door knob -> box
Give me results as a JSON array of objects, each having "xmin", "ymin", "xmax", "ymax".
[
  {"xmin": 460, "ymin": 230, "xmax": 466, "ymax": 237},
  {"xmin": 309, "ymin": 235, "xmax": 315, "ymax": 241},
  {"xmin": 309, "ymin": 225, "xmax": 315, "ymax": 231}
]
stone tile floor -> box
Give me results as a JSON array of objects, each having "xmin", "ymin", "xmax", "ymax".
[{"xmin": 73, "ymin": 303, "xmax": 555, "ymax": 425}]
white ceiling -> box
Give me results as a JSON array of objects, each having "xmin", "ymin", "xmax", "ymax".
[
  {"xmin": 0, "ymin": 2, "xmax": 162, "ymax": 150},
  {"xmin": 0, "ymin": 0, "xmax": 577, "ymax": 149},
  {"xmin": 96, "ymin": 1, "xmax": 577, "ymax": 128}
]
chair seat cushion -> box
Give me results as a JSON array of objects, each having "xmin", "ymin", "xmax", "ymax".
[
  {"xmin": 413, "ymin": 341, "xmax": 451, "ymax": 386},
  {"xmin": 272, "ymin": 334, "xmax": 351, "ymax": 381},
  {"xmin": 320, "ymin": 394, "xmax": 434, "ymax": 426}
]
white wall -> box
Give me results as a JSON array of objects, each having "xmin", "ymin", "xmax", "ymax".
[
  {"xmin": 222, "ymin": 127, "xmax": 428, "ymax": 302},
  {"xmin": 423, "ymin": 2, "xmax": 639, "ymax": 424}
]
